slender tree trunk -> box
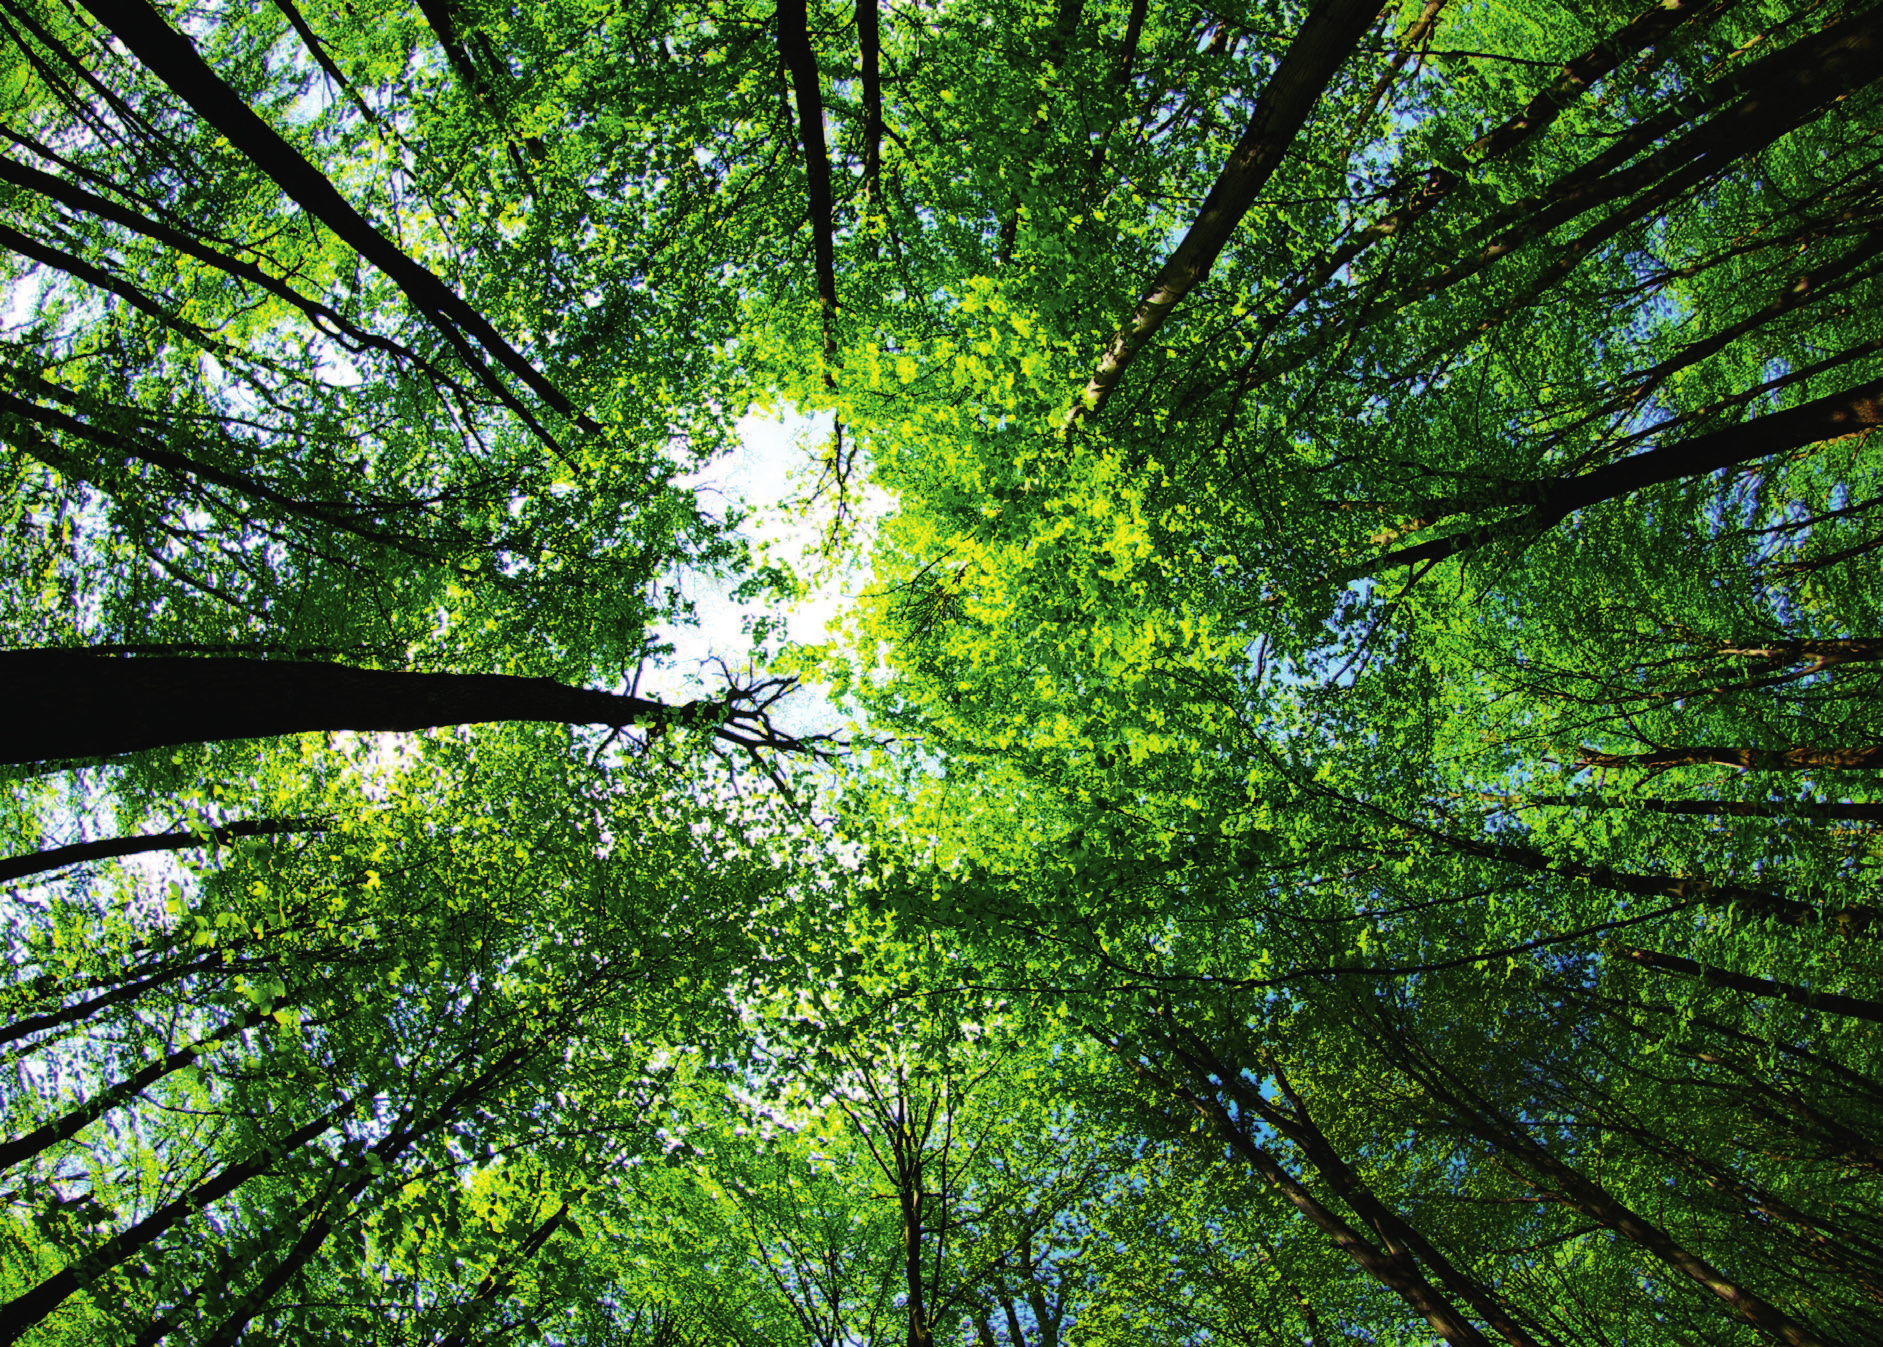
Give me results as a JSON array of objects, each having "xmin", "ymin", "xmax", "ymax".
[
  {"xmin": 901, "ymin": 1153, "xmax": 932, "ymax": 1347},
  {"xmin": 180, "ymin": 1043, "xmax": 536, "ymax": 1347},
  {"xmin": 1362, "ymin": 375, "xmax": 1883, "ymax": 575},
  {"xmin": 1085, "ymin": 0, "xmax": 1148, "ymax": 183},
  {"xmin": 1094, "ymin": 1030, "xmax": 1493, "ymax": 1347},
  {"xmin": 0, "ymin": 153, "xmax": 455, "ymax": 379},
  {"xmin": 1342, "ymin": 0, "xmax": 1446, "ymax": 157},
  {"xmin": 1234, "ymin": 2, "xmax": 1882, "ymax": 406},
  {"xmin": 858, "ymin": 0, "xmax": 882, "ymax": 207},
  {"xmin": 75, "ymin": 0, "xmax": 593, "ymax": 432},
  {"xmin": 1467, "ymin": 0, "xmax": 1730, "ymax": 160},
  {"xmin": 0, "ymin": 1093, "xmax": 362, "ymax": 1343},
  {"xmin": 1402, "ymin": 814, "xmax": 1883, "ymax": 935},
  {"xmin": 1615, "ymin": 947, "xmax": 1883, "ymax": 1026},
  {"xmin": 270, "ymin": 0, "xmax": 376, "ymax": 122},
  {"xmin": 434, "ymin": 1199, "xmax": 575, "ymax": 1347},
  {"xmin": 1069, "ymin": 0, "xmax": 1378, "ymax": 425},
  {"xmin": 1403, "ymin": 1045, "xmax": 1840, "ymax": 1347},
  {"xmin": 778, "ymin": 0, "xmax": 839, "ymax": 373},
  {"xmin": 996, "ymin": 0, "xmax": 1085, "ymax": 265},
  {"xmin": 0, "ymin": 651, "xmax": 705, "ymax": 765},
  {"xmin": 1579, "ymin": 744, "xmax": 1883, "ymax": 773},
  {"xmin": 1, "ymin": 389, "xmax": 467, "ymax": 565},
  {"xmin": 0, "ymin": 1010, "xmax": 265, "ymax": 1172},
  {"xmin": 1, "ymin": 952, "xmax": 252, "ymax": 1049},
  {"xmin": 1520, "ymin": 795, "xmax": 1883, "ymax": 823},
  {"xmin": 0, "ymin": 816, "xmax": 324, "ymax": 886},
  {"xmin": 1165, "ymin": 1031, "xmax": 1544, "ymax": 1347}
]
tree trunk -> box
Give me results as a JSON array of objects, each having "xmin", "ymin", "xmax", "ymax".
[
  {"xmin": 1, "ymin": 952, "xmax": 252, "ymax": 1049},
  {"xmin": 434, "ymin": 1199, "xmax": 575, "ymax": 1347},
  {"xmin": 76, "ymin": 0, "xmax": 592, "ymax": 434},
  {"xmin": 1615, "ymin": 947, "xmax": 1883, "ymax": 1026},
  {"xmin": 0, "ymin": 1010, "xmax": 265, "ymax": 1172},
  {"xmin": 0, "ymin": 816, "xmax": 324, "ymax": 886},
  {"xmin": 778, "ymin": 0, "xmax": 839, "ymax": 371},
  {"xmin": 1095, "ymin": 1031, "xmax": 1493, "ymax": 1347},
  {"xmin": 1363, "ymin": 375, "xmax": 1883, "ymax": 575},
  {"xmin": 857, "ymin": 0, "xmax": 883, "ymax": 206},
  {"xmin": 0, "ymin": 651, "xmax": 700, "ymax": 765},
  {"xmin": 1579, "ymin": 744, "xmax": 1883, "ymax": 773},
  {"xmin": 0, "ymin": 1094, "xmax": 361, "ymax": 1343},
  {"xmin": 1520, "ymin": 795, "xmax": 1883, "ymax": 823},
  {"xmin": 1165, "ymin": 1031, "xmax": 1544, "ymax": 1347},
  {"xmin": 1069, "ymin": 0, "xmax": 1378, "ymax": 425}
]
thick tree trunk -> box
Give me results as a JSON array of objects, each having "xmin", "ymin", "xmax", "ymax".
[
  {"xmin": 1069, "ymin": 0, "xmax": 1378, "ymax": 425},
  {"xmin": 0, "ymin": 651, "xmax": 693, "ymax": 765}
]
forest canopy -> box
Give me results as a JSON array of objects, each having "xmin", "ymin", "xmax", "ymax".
[{"xmin": 2, "ymin": 0, "xmax": 1882, "ymax": 1344}]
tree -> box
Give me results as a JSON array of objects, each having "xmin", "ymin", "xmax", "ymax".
[{"xmin": 8, "ymin": 0, "xmax": 1883, "ymax": 1342}]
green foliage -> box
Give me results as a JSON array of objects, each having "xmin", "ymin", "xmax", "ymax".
[{"xmin": 7, "ymin": 0, "xmax": 1883, "ymax": 1342}]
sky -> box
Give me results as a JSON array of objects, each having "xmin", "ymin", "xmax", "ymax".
[{"xmin": 643, "ymin": 408, "xmax": 887, "ymax": 742}]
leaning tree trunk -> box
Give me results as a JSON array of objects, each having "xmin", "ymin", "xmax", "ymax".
[{"xmin": 0, "ymin": 651, "xmax": 712, "ymax": 765}]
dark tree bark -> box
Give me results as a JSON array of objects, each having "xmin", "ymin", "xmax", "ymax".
[
  {"xmin": 1616, "ymin": 947, "xmax": 1883, "ymax": 1026},
  {"xmin": 857, "ymin": 0, "xmax": 882, "ymax": 206},
  {"xmin": 1070, "ymin": 0, "xmax": 1379, "ymax": 425},
  {"xmin": 0, "ymin": 1010, "xmax": 265, "ymax": 1172},
  {"xmin": 1160, "ymin": 1028, "xmax": 1545, "ymax": 1347},
  {"xmin": 1095, "ymin": 1030, "xmax": 1494, "ymax": 1347},
  {"xmin": 1342, "ymin": 0, "xmax": 1447, "ymax": 157},
  {"xmin": 1231, "ymin": 2, "xmax": 1883, "ymax": 405},
  {"xmin": 1386, "ymin": 1024, "xmax": 1840, "ymax": 1347},
  {"xmin": 1362, "ymin": 375, "xmax": 1883, "ymax": 576},
  {"xmin": 996, "ymin": 0, "xmax": 1085, "ymax": 266},
  {"xmin": 1468, "ymin": 0, "xmax": 1738, "ymax": 160},
  {"xmin": 1400, "ymin": 813, "xmax": 1883, "ymax": 935},
  {"xmin": 433, "ymin": 1199, "xmax": 575, "ymax": 1347},
  {"xmin": 1084, "ymin": 0, "xmax": 1147, "ymax": 182},
  {"xmin": 1, "ymin": 951, "xmax": 272, "ymax": 1049},
  {"xmin": 182, "ymin": 1043, "xmax": 536, "ymax": 1347},
  {"xmin": 74, "ymin": 0, "xmax": 594, "ymax": 433},
  {"xmin": 1579, "ymin": 744, "xmax": 1883, "ymax": 773},
  {"xmin": 0, "ymin": 816, "xmax": 324, "ymax": 887},
  {"xmin": 0, "ymin": 651, "xmax": 811, "ymax": 765},
  {"xmin": 0, "ymin": 1093, "xmax": 362, "ymax": 1344},
  {"xmin": 270, "ymin": 0, "xmax": 376, "ymax": 122},
  {"xmin": 1521, "ymin": 795, "xmax": 1883, "ymax": 823},
  {"xmin": 0, "ymin": 153, "xmax": 463, "ymax": 383},
  {"xmin": 778, "ymin": 0, "xmax": 839, "ymax": 368},
  {"xmin": 1, "ymin": 389, "xmax": 473, "ymax": 565}
]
